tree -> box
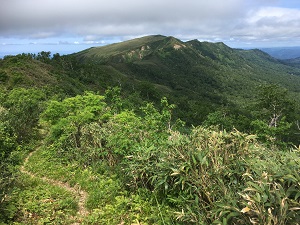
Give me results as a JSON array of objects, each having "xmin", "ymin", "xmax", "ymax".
[
  {"xmin": 256, "ymin": 84, "xmax": 294, "ymax": 128},
  {"xmin": 252, "ymin": 84, "xmax": 295, "ymax": 144},
  {"xmin": 203, "ymin": 109, "xmax": 234, "ymax": 130},
  {"xmin": 104, "ymin": 87, "xmax": 123, "ymax": 113},
  {"xmin": 41, "ymin": 92, "xmax": 110, "ymax": 153},
  {"xmin": 35, "ymin": 51, "xmax": 51, "ymax": 63},
  {"xmin": 3, "ymin": 88, "xmax": 46, "ymax": 143}
]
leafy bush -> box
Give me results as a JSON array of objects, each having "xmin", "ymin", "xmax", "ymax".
[
  {"xmin": 0, "ymin": 119, "xmax": 18, "ymax": 222},
  {"xmin": 0, "ymin": 70, "xmax": 8, "ymax": 83},
  {"xmin": 3, "ymin": 88, "xmax": 46, "ymax": 143},
  {"xmin": 40, "ymin": 92, "xmax": 111, "ymax": 163}
]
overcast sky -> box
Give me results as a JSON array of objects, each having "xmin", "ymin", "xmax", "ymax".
[{"xmin": 1, "ymin": 0, "xmax": 300, "ymax": 56}]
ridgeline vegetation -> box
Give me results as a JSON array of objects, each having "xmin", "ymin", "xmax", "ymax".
[{"xmin": 0, "ymin": 35, "xmax": 299, "ymax": 224}]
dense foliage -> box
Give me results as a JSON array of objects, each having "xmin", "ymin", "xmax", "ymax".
[
  {"xmin": 38, "ymin": 92, "xmax": 300, "ymax": 224},
  {"xmin": 0, "ymin": 35, "xmax": 300, "ymax": 224}
]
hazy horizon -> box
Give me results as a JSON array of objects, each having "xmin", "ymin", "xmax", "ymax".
[{"xmin": 2, "ymin": 37, "xmax": 300, "ymax": 59}]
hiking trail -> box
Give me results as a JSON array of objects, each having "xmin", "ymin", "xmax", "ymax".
[{"xmin": 20, "ymin": 147, "xmax": 89, "ymax": 224}]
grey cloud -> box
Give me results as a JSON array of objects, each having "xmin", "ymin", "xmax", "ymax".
[
  {"xmin": 1, "ymin": 0, "xmax": 300, "ymax": 47},
  {"xmin": 225, "ymin": 6, "xmax": 300, "ymax": 46},
  {"xmin": 0, "ymin": 0, "xmax": 243, "ymax": 37}
]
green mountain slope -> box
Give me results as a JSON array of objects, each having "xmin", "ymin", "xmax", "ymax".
[
  {"xmin": 73, "ymin": 35, "xmax": 300, "ymax": 124},
  {"xmin": 75, "ymin": 35, "xmax": 300, "ymax": 99},
  {"xmin": 0, "ymin": 54, "xmax": 87, "ymax": 95},
  {"xmin": 0, "ymin": 54, "xmax": 58, "ymax": 88},
  {"xmin": 1, "ymin": 35, "xmax": 300, "ymax": 138},
  {"xmin": 2, "ymin": 35, "xmax": 300, "ymax": 126},
  {"xmin": 282, "ymin": 57, "xmax": 300, "ymax": 69}
]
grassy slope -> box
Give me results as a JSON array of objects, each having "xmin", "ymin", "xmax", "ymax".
[
  {"xmin": 13, "ymin": 144, "xmax": 172, "ymax": 225},
  {"xmin": 75, "ymin": 35, "xmax": 167, "ymax": 61}
]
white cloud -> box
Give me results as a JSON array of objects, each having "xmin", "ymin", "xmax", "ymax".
[{"xmin": 247, "ymin": 7, "xmax": 300, "ymax": 24}]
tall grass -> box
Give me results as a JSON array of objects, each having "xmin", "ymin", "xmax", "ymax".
[{"xmin": 123, "ymin": 127, "xmax": 300, "ymax": 224}]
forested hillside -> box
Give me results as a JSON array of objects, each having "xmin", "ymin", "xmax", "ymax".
[
  {"xmin": 0, "ymin": 35, "xmax": 299, "ymax": 224},
  {"xmin": 283, "ymin": 57, "xmax": 300, "ymax": 69}
]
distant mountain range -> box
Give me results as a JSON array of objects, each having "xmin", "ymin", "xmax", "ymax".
[{"xmin": 260, "ymin": 46, "xmax": 300, "ymax": 59}]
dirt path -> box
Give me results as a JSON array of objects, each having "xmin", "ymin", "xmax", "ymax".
[{"xmin": 20, "ymin": 149, "xmax": 89, "ymax": 224}]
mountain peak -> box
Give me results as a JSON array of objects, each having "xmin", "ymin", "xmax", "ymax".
[
  {"xmin": 75, "ymin": 35, "xmax": 170, "ymax": 61},
  {"xmin": 75, "ymin": 35, "xmax": 188, "ymax": 62}
]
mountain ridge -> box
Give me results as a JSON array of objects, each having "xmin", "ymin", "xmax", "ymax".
[
  {"xmin": 70, "ymin": 35, "xmax": 300, "ymax": 129},
  {"xmin": 74, "ymin": 35, "xmax": 300, "ymax": 95},
  {"xmin": 2, "ymin": 35, "xmax": 300, "ymax": 127}
]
